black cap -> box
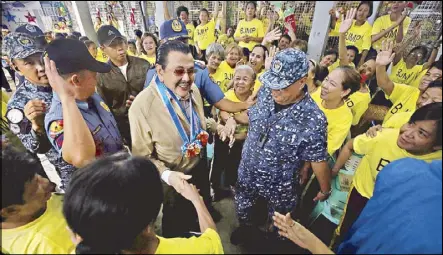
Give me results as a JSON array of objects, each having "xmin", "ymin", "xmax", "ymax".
[
  {"xmin": 97, "ymin": 25, "xmax": 124, "ymax": 46},
  {"xmin": 43, "ymin": 39, "xmax": 111, "ymax": 75}
]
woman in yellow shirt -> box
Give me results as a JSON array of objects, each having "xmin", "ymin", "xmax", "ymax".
[
  {"xmin": 206, "ymin": 43, "xmax": 228, "ymax": 92},
  {"xmin": 311, "ymin": 66, "xmax": 360, "ymax": 156},
  {"xmin": 331, "ymin": 104, "xmax": 442, "ymax": 244},
  {"xmin": 390, "ymin": 38, "xmax": 440, "ymax": 86},
  {"xmin": 127, "ymin": 40, "xmax": 137, "ymax": 57},
  {"xmin": 211, "ymin": 65, "xmax": 255, "ymax": 200},
  {"xmin": 332, "ymin": 3, "xmax": 373, "ymax": 67},
  {"xmin": 319, "ymin": 49, "xmax": 339, "ymax": 68},
  {"xmin": 248, "ymin": 45, "xmax": 268, "ymax": 95},
  {"xmin": 218, "ymin": 43, "xmax": 243, "ymax": 90},
  {"xmin": 234, "ymin": 2, "xmax": 264, "ymax": 57},
  {"xmin": 64, "ymin": 153, "xmax": 224, "ymax": 254},
  {"xmin": 194, "ymin": 2, "xmax": 220, "ymax": 61},
  {"xmin": 139, "ymin": 33, "xmax": 158, "ymax": 65},
  {"xmin": 216, "ymin": 27, "xmax": 235, "ymax": 48},
  {"xmin": 94, "ymin": 17, "xmax": 103, "ymax": 32}
]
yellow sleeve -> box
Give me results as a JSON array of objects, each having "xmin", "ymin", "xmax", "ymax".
[
  {"xmin": 403, "ymin": 17, "xmax": 411, "ymax": 36},
  {"xmin": 362, "ymin": 24, "xmax": 372, "ymax": 50},
  {"xmin": 353, "ymin": 132, "xmax": 379, "ymax": 155},
  {"xmin": 327, "ymin": 113, "xmax": 353, "ymax": 156},
  {"xmin": 256, "ymin": 19, "xmax": 264, "ymax": 37},
  {"xmin": 186, "ymin": 229, "xmax": 224, "ymax": 254},
  {"xmin": 387, "ymin": 83, "xmax": 419, "ymax": 105},
  {"xmin": 234, "ymin": 21, "xmax": 242, "ymax": 38},
  {"xmin": 351, "ymin": 96, "xmax": 370, "ymax": 126},
  {"xmin": 371, "ymin": 17, "xmax": 382, "ymax": 35},
  {"xmin": 382, "ymin": 112, "xmax": 412, "ymax": 129}
]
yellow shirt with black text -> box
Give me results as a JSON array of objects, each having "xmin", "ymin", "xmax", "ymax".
[
  {"xmin": 312, "ymin": 89, "xmax": 353, "ymax": 156},
  {"xmin": 186, "ymin": 23, "xmax": 196, "ymax": 46},
  {"xmin": 334, "ymin": 20, "xmax": 372, "ymax": 53},
  {"xmin": 389, "ymin": 58, "xmax": 423, "ymax": 86},
  {"xmin": 371, "ymin": 15, "xmax": 411, "ymax": 51},
  {"xmin": 410, "ymin": 68, "xmax": 427, "ymax": 89},
  {"xmin": 217, "ymin": 34, "xmax": 235, "ymax": 48},
  {"xmin": 383, "ymin": 82, "xmax": 420, "ymax": 124},
  {"xmin": 1, "ymin": 195, "xmax": 75, "ymax": 254},
  {"xmin": 382, "ymin": 111, "xmax": 413, "ymax": 129},
  {"xmin": 96, "ymin": 47, "xmax": 108, "ymax": 63},
  {"xmin": 345, "ymin": 87, "xmax": 371, "ymax": 126},
  {"xmin": 234, "ymin": 18, "xmax": 265, "ymax": 51},
  {"xmin": 155, "ymin": 228, "xmax": 224, "ymax": 254},
  {"xmin": 352, "ymin": 128, "xmax": 442, "ymax": 198},
  {"xmin": 194, "ymin": 19, "xmax": 216, "ymax": 50},
  {"xmin": 224, "ymin": 89, "xmax": 249, "ymax": 135}
]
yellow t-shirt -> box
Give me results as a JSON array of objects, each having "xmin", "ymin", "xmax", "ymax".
[
  {"xmin": 217, "ymin": 61, "xmax": 235, "ymax": 91},
  {"xmin": 234, "ymin": 18, "xmax": 265, "ymax": 51},
  {"xmin": 389, "ymin": 58, "xmax": 423, "ymax": 86},
  {"xmin": 312, "ymin": 89, "xmax": 353, "ymax": 156},
  {"xmin": 352, "ymin": 128, "xmax": 442, "ymax": 198},
  {"xmin": 382, "ymin": 111, "xmax": 413, "ymax": 129},
  {"xmin": 1, "ymin": 195, "xmax": 75, "ymax": 254},
  {"xmin": 224, "ymin": 89, "xmax": 249, "ymax": 135},
  {"xmin": 253, "ymin": 70, "xmax": 266, "ymax": 94},
  {"xmin": 383, "ymin": 83, "xmax": 420, "ymax": 124},
  {"xmin": 194, "ymin": 19, "xmax": 216, "ymax": 50},
  {"xmin": 371, "ymin": 15, "xmax": 411, "ymax": 51},
  {"xmin": 186, "ymin": 23, "xmax": 196, "ymax": 46},
  {"xmin": 328, "ymin": 61, "xmax": 356, "ymax": 73},
  {"xmin": 139, "ymin": 54, "xmax": 156, "ymax": 65},
  {"xmin": 411, "ymin": 68, "xmax": 427, "ymax": 89},
  {"xmin": 345, "ymin": 88, "xmax": 371, "ymax": 126},
  {"xmin": 155, "ymin": 228, "xmax": 224, "ymax": 254},
  {"xmin": 95, "ymin": 47, "xmax": 108, "ymax": 63},
  {"xmin": 217, "ymin": 34, "xmax": 235, "ymax": 48},
  {"xmin": 2, "ymin": 90, "xmax": 10, "ymax": 123},
  {"xmin": 262, "ymin": 18, "xmax": 270, "ymax": 31},
  {"xmin": 126, "ymin": 50, "xmax": 136, "ymax": 57},
  {"xmin": 334, "ymin": 20, "xmax": 372, "ymax": 53}
]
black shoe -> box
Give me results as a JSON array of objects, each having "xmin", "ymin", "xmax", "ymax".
[{"xmin": 230, "ymin": 225, "xmax": 264, "ymax": 246}]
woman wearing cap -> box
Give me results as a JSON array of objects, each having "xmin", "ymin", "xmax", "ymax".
[
  {"xmin": 234, "ymin": 2, "xmax": 265, "ymax": 58},
  {"xmin": 211, "ymin": 65, "xmax": 255, "ymax": 201},
  {"xmin": 194, "ymin": 1, "xmax": 220, "ymax": 62},
  {"xmin": 64, "ymin": 153, "xmax": 224, "ymax": 254},
  {"xmin": 139, "ymin": 33, "xmax": 158, "ymax": 65}
]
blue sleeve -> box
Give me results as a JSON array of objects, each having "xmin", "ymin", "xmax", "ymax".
[
  {"xmin": 195, "ymin": 70, "xmax": 224, "ymax": 105},
  {"xmin": 143, "ymin": 68, "xmax": 156, "ymax": 89}
]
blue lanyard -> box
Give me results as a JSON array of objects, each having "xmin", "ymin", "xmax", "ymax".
[{"xmin": 155, "ymin": 77, "xmax": 201, "ymax": 145}]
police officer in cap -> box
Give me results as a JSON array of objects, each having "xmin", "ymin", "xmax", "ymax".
[
  {"xmin": 3, "ymin": 32, "xmax": 64, "ymax": 181},
  {"xmin": 44, "ymin": 38, "xmax": 124, "ymax": 190}
]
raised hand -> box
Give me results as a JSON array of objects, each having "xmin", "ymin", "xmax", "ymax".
[
  {"xmin": 263, "ymin": 28, "xmax": 282, "ymax": 45},
  {"xmin": 265, "ymin": 45, "xmax": 278, "ymax": 70},
  {"xmin": 376, "ymin": 41, "xmax": 395, "ymax": 66},
  {"xmin": 44, "ymin": 56, "xmax": 76, "ymax": 101},
  {"xmin": 339, "ymin": 8, "xmax": 356, "ymax": 34},
  {"xmin": 284, "ymin": 22, "xmax": 294, "ymax": 32}
]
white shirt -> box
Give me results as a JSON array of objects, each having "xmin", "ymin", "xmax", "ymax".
[{"xmin": 118, "ymin": 63, "xmax": 129, "ymax": 81}]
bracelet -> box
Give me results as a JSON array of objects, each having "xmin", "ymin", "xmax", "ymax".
[{"xmin": 320, "ymin": 188, "xmax": 332, "ymax": 197}]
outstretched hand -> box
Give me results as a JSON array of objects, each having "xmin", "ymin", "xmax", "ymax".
[
  {"xmin": 339, "ymin": 8, "xmax": 356, "ymax": 34},
  {"xmin": 265, "ymin": 45, "xmax": 278, "ymax": 70},
  {"xmin": 376, "ymin": 41, "xmax": 395, "ymax": 66}
]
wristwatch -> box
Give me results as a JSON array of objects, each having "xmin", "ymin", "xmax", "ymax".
[{"xmin": 320, "ymin": 188, "xmax": 332, "ymax": 197}]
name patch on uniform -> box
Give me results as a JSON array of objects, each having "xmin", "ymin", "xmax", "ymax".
[
  {"xmin": 92, "ymin": 124, "xmax": 102, "ymax": 135},
  {"xmin": 100, "ymin": 101, "xmax": 110, "ymax": 112}
]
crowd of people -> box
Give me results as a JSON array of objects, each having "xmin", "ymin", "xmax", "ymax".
[{"xmin": 1, "ymin": 1, "xmax": 442, "ymax": 254}]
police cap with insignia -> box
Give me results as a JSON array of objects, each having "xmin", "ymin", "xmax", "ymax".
[
  {"xmin": 43, "ymin": 38, "xmax": 111, "ymax": 75},
  {"xmin": 15, "ymin": 24, "xmax": 44, "ymax": 38},
  {"xmin": 97, "ymin": 25, "xmax": 126, "ymax": 46},
  {"xmin": 159, "ymin": 19, "xmax": 189, "ymax": 42},
  {"xmin": 260, "ymin": 48, "xmax": 309, "ymax": 90},
  {"xmin": 2, "ymin": 32, "xmax": 43, "ymax": 60}
]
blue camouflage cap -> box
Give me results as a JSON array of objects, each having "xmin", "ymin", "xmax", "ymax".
[
  {"xmin": 15, "ymin": 24, "xmax": 44, "ymax": 37},
  {"xmin": 160, "ymin": 19, "xmax": 189, "ymax": 41},
  {"xmin": 260, "ymin": 48, "xmax": 309, "ymax": 90},
  {"xmin": 2, "ymin": 32, "xmax": 43, "ymax": 60}
]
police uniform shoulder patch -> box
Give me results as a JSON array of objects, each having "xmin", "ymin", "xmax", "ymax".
[
  {"xmin": 100, "ymin": 101, "xmax": 110, "ymax": 112},
  {"xmin": 273, "ymin": 59, "xmax": 283, "ymax": 73},
  {"xmin": 172, "ymin": 19, "xmax": 182, "ymax": 32},
  {"xmin": 6, "ymin": 108, "xmax": 24, "ymax": 124},
  {"xmin": 49, "ymin": 120, "xmax": 64, "ymax": 139}
]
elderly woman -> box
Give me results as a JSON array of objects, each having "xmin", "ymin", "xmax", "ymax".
[{"xmin": 211, "ymin": 65, "xmax": 256, "ymax": 201}]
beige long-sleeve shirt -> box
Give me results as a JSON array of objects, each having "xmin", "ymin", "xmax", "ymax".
[{"xmin": 129, "ymin": 78, "xmax": 206, "ymax": 175}]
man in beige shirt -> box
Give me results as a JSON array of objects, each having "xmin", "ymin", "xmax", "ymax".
[{"xmin": 129, "ymin": 41, "xmax": 213, "ymax": 238}]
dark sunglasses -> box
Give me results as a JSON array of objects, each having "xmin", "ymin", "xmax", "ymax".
[{"xmin": 172, "ymin": 67, "xmax": 197, "ymax": 77}]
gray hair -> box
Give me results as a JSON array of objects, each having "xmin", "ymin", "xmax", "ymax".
[
  {"xmin": 206, "ymin": 43, "xmax": 225, "ymax": 60},
  {"xmin": 234, "ymin": 65, "xmax": 256, "ymax": 81}
]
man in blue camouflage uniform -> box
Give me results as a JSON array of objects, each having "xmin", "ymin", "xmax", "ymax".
[
  {"xmin": 231, "ymin": 49, "xmax": 333, "ymax": 246},
  {"xmin": 43, "ymin": 38, "xmax": 124, "ymax": 190},
  {"xmin": 3, "ymin": 32, "xmax": 68, "ymax": 181}
]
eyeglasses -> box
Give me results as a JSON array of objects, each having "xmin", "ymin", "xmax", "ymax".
[{"xmin": 172, "ymin": 67, "xmax": 197, "ymax": 77}]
